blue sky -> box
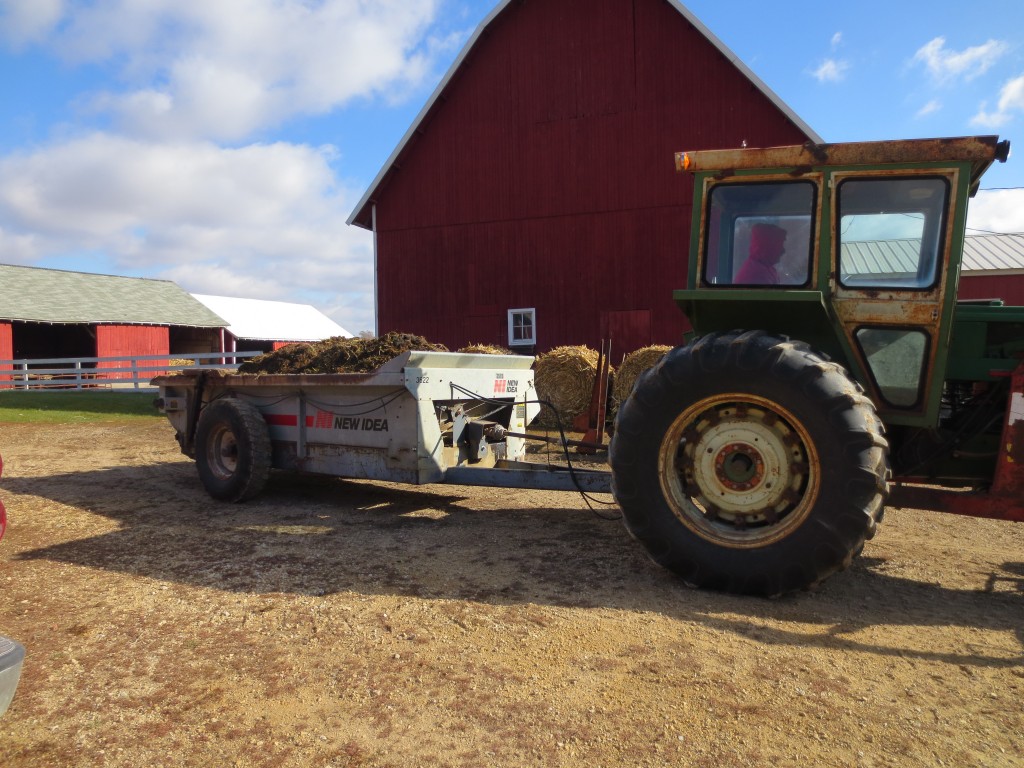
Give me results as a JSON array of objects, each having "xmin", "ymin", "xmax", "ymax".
[{"xmin": 2, "ymin": 0, "xmax": 1023, "ymax": 334}]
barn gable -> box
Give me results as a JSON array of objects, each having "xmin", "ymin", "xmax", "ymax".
[
  {"xmin": 347, "ymin": 0, "xmax": 820, "ymax": 355},
  {"xmin": 349, "ymin": 0, "xmax": 820, "ymax": 229}
]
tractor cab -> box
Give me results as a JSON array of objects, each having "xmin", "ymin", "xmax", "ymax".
[{"xmin": 672, "ymin": 136, "xmax": 1011, "ymax": 429}]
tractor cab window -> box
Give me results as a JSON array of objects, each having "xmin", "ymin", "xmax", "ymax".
[
  {"xmin": 702, "ymin": 181, "xmax": 816, "ymax": 287},
  {"xmin": 837, "ymin": 177, "xmax": 950, "ymax": 290}
]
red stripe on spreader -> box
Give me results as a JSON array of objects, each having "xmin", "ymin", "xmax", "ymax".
[
  {"xmin": 264, "ymin": 414, "xmax": 297, "ymax": 427},
  {"xmin": 263, "ymin": 414, "xmax": 314, "ymax": 427}
]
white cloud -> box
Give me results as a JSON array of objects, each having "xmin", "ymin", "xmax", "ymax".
[
  {"xmin": 0, "ymin": 0, "xmax": 64, "ymax": 47},
  {"xmin": 18, "ymin": 0, "xmax": 443, "ymax": 141},
  {"xmin": 912, "ymin": 37, "xmax": 1008, "ymax": 84},
  {"xmin": 830, "ymin": 32, "xmax": 842, "ymax": 50},
  {"xmin": 0, "ymin": 226, "xmax": 40, "ymax": 263},
  {"xmin": 970, "ymin": 102, "xmax": 1012, "ymax": 129},
  {"xmin": 967, "ymin": 189, "xmax": 1024, "ymax": 235},
  {"xmin": 812, "ymin": 58, "xmax": 849, "ymax": 83},
  {"xmin": 970, "ymin": 74, "xmax": 1024, "ymax": 130},
  {"xmin": 0, "ymin": 134, "xmax": 376, "ymax": 332},
  {"xmin": 916, "ymin": 99, "xmax": 942, "ymax": 118},
  {"xmin": 0, "ymin": 1, "xmax": 468, "ymax": 334},
  {"xmin": 998, "ymin": 74, "xmax": 1024, "ymax": 112}
]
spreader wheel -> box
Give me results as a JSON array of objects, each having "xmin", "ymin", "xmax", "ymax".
[
  {"xmin": 610, "ymin": 331, "xmax": 889, "ymax": 597},
  {"xmin": 195, "ymin": 398, "xmax": 271, "ymax": 502}
]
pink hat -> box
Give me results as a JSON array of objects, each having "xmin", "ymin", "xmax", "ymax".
[{"xmin": 751, "ymin": 223, "xmax": 787, "ymax": 254}]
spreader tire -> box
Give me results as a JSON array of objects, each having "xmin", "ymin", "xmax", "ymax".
[
  {"xmin": 195, "ymin": 398, "xmax": 271, "ymax": 502},
  {"xmin": 610, "ymin": 331, "xmax": 888, "ymax": 597}
]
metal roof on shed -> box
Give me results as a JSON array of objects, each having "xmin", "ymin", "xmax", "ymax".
[
  {"xmin": 840, "ymin": 239, "xmax": 919, "ymax": 276},
  {"xmin": 0, "ymin": 264, "xmax": 226, "ymax": 327},
  {"xmin": 346, "ymin": 0, "xmax": 823, "ymax": 229},
  {"xmin": 842, "ymin": 233, "xmax": 1024, "ymax": 276},
  {"xmin": 961, "ymin": 233, "xmax": 1024, "ymax": 272},
  {"xmin": 191, "ymin": 294, "xmax": 351, "ymax": 342}
]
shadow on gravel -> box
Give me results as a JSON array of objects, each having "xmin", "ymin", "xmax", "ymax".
[{"xmin": 4, "ymin": 462, "xmax": 1022, "ymax": 668}]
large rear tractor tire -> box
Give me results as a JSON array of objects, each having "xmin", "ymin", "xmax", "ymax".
[
  {"xmin": 195, "ymin": 398, "xmax": 272, "ymax": 502},
  {"xmin": 610, "ymin": 331, "xmax": 889, "ymax": 597}
]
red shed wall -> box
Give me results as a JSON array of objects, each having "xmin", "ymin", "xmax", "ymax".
[
  {"xmin": 372, "ymin": 0, "xmax": 812, "ymax": 357},
  {"xmin": 958, "ymin": 274, "xmax": 1024, "ymax": 306},
  {"xmin": 96, "ymin": 325, "xmax": 170, "ymax": 380},
  {"xmin": 0, "ymin": 322, "xmax": 12, "ymax": 387}
]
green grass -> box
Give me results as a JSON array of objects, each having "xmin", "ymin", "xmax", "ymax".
[{"xmin": 0, "ymin": 391, "xmax": 162, "ymax": 423}]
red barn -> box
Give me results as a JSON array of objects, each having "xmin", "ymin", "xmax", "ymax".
[
  {"xmin": 349, "ymin": 0, "xmax": 819, "ymax": 357},
  {"xmin": 958, "ymin": 234, "xmax": 1024, "ymax": 305}
]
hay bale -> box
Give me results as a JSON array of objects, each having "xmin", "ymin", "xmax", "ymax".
[
  {"xmin": 613, "ymin": 345, "xmax": 672, "ymax": 405},
  {"xmin": 237, "ymin": 332, "xmax": 448, "ymax": 375},
  {"xmin": 457, "ymin": 343, "xmax": 512, "ymax": 355},
  {"xmin": 533, "ymin": 345, "xmax": 609, "ymax": 428}
]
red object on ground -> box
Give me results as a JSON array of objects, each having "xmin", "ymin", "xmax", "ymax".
[{"xmin": 0, "ymin": 450, "xmax": 5, "ymax": 541}]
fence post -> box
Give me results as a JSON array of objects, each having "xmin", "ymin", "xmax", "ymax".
[
  {"xmin": 131, "ymin": 359, "xmax": 139, "ymax": 389},
  {"xmin": 75, "ymin": 361, "xmax": 83, "ymax": 390},
  {"xmin": 19, "ymin": 363, "xmax": 28, "ymax": 391}
]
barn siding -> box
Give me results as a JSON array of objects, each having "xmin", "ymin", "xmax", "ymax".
[
  {"xmin": 0, "ymin": 322, "xmax": 12, "ymax": 387},
  {"xmin": 96, "ymin": 325, "xmax": 170, "ymax": 380},
  {"xmin": 372, "ymin": 0, "xmax": 811, "ymax": 355},
  {"xmin": 959, "ymin": 274, "xmax": 1024, "ymax": 306}
]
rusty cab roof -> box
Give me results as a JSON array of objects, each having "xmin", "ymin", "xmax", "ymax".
[{"xmin": 675, "ymin": 135, "xmax": 1010, "ymax": 195}]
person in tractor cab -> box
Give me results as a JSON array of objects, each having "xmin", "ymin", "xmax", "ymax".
[{"xmin": 736, "ymin": 222, "xmax": 787, "ymax": 284}]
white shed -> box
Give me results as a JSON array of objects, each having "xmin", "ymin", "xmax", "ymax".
[{"xmin": 191, "ymin": 294, "xmax": 350, "ymax": 353}]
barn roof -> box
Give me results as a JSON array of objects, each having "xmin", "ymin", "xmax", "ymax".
[
  {"xmin": 841, "ymin": 233, "xmax": 1024, "ymax": 276},
  {"xmin": 347, "ymin": 0, "xmax": 822, "ymax": 229},
  {"xmin": 0, "ymin": 264, "xmax": 226, "ymax": 327},
  {"xmin": 191, "ymin": 294, "xmax": 351, "ymax": 342}
]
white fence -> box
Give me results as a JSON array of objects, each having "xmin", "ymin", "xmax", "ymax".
[{"xmin": 0, "ymin": 351, "xmax": 262, "ymax": 391}]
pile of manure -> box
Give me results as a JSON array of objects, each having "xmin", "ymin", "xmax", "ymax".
[
  {"xmin": 237, "ymin": 332, "xmax": 448, "ymax": 375},
  {"xmin": 533, "ymin": 345, "xmax": 613, "ymax": 428},
  {"xmin": 613, "ymin": 345, "xmax": 672, "ymax": 407},
  {"xmin": 457, "ymin": 343, "xmax": 512, "ymax": 355}
]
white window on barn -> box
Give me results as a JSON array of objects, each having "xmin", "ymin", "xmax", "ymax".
[{"xmin": 507, "ymin": 308, "xmax": 536, "ymax": 347}]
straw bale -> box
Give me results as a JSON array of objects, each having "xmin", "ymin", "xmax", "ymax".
[
  {"xmin": 237, "ymin": 332, "xmax": 448, "ymax": 374},
  {"xmin": 533, "ymin": 345, "xmax": 609, "ymax": 427},
  {"xmin": 613, "ymin": 345, "xmax": 672, "ymax": 406}
]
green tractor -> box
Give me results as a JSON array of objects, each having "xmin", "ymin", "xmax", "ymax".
[{"xmin": 609, "ymin": 136, "xmax": 1024, "ymax": 596}]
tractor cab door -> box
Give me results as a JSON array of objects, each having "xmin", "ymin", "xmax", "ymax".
[{"xmin": 828, "ymin": 169, "xmax": 963, "ymax": 425}]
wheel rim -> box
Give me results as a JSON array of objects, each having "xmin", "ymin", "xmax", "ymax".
[
  {"xmin": 205, "ymin": 423, "xmax": 240, "ymax": 480},
  {"xmin": 658, "ymin": 394, "xmax": 820, "ymax": 548}
]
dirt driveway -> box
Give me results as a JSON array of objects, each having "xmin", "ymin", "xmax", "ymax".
[{"xmin": 0, "ymin": 419, "xmax": 1022, "ymax": 767}]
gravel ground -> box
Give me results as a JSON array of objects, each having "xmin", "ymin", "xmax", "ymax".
[{"xmin": 0, "ymin": 419, "xmax": 1022, "ymax": 767}]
